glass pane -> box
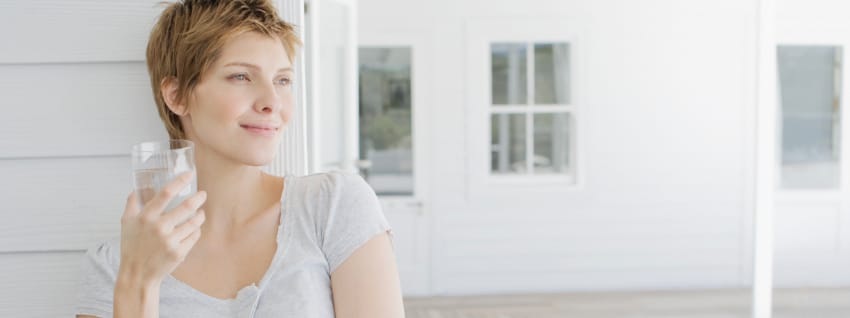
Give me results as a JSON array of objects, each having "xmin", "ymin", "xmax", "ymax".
[
  {"xmin": 778, "ymin": 45, "xmax": 842, "ymax": 189},
  {"xmin": 491, "ymin": 43, "xmax": 527, "ymax": 105},
  {"xmin": 491, "ymin": 113, "xmax": 526, "ymax": 173},
  {"xmin": 359, "ymin": 47, "xmax": 413, "ymax": 195},
  {"xmin": 533, "ymin": 113, "xmax": 570, "ymax": 174},
  {"xmin": 535, "ymin": 43, "xmax": 570, "ymax": 104}
]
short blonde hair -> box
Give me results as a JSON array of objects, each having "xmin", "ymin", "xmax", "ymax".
[{"xmin": 146, "ymin": 0, "xmax": 302, "ymax": 140}]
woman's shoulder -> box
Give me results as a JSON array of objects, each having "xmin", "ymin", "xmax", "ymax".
[
  {"xmin": 285, "ymin": 170, "xmax": 380, "ymax": 226},
  {"xmin": 298, "ymin": 172, "xmax": 389, "ymax": 273},
  {"xmin": 296, "ymin": 170, "xmax": 363, "ymax": 186},
  {"xmin": 289, "ymin": 171, "xmax": 370, "ymax": 199}
]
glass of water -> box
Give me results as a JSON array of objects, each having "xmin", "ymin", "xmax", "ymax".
[{"xmin": 131, "ymin": 140, "xmax": 196, "ymax": 212}]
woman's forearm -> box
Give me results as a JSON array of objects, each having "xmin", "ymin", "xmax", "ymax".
[{"xmin": 113, "ymin": 269, "xmax": 161, "ymax": 318}]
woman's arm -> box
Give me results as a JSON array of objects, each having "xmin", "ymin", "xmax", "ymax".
[
  {"xmin": 76, "ymin": 275, "xmax": 161, "ymax": 318},
  {"xmin": 331, "ymin": 233, "xmax": 405, "ymax": 318},
  {"xmin": 75, "ymin": 174, "xmax": 204, "ymax": 318},
  {"xmin": 112, "ymin": 270, "xmax": 162, "ymax": 318}
]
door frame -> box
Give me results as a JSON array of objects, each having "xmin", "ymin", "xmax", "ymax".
[
  {"xmin": 304, "ymin": 0, "xmax": 359, "ymax": 174},
  {"xmin": 359, "ymin": 29, "xmax": 435, "ymax": 296},
  {"xmin": 772, "ymin": 12, "xmax": 850, "ymax": 287}
]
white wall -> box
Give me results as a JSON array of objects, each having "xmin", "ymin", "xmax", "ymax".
[
  {"xmin": 0, "ymin": 2, "xmax": 165, "ymax": 316},
  {"xmin": 359, "ymin": 0, "xmax": 760, "ymax": 295}
]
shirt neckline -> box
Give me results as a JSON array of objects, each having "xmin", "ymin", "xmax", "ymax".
[{"xmin": 163, "ymin": 174, "xmax": 295, "ymax": 305}]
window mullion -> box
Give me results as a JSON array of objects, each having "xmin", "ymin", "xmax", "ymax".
[
  {"xmin": 526, "ymin": 42, "xmax": 535, "ymax": 175},
  {"xmin": 528, "ymin": 42, "xmax": 535, "ymax": 104}
]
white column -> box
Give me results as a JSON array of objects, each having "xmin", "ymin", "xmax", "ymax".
[
  {"xmin": 753, "ymin": 0, "xmax": 776, "ymax": 317},
  {"xmin": 272, "ymin": 0, "xmax": 309, "ymax": 177}
]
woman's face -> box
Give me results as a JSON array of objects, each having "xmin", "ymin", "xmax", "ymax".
[{"xmin": 182, "ymin": 31, "xmax": 294, "ymax": 166}]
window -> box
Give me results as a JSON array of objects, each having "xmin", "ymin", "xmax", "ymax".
[
  {"xmin": 777, "ymin": 45, "xmax": 842, "ymax": 189},
  {"xmin": 358, "ymin": 47, "xmax": 414, "ymax": 195},
  {"xmin": 489, "ymin": 42, "xmax": 574, "ymax": 178}
]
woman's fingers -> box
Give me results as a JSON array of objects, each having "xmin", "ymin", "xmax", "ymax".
[
  {"xmin": 170, "ymin": 209, "xmax": 206, "ymax": 242},
  {"xmin": 141, "ymin": 171, "xmax": 194, "ymax": 217},
  {"xmin": 122, "ymin": 191, "xmax": 141, "ymax": 220},
  {"xmin": 161, "ymin": 191, "xmax": 207, "ymax": 229},
  {"xmin": 175, "ymin": 226, "xmax": 203, "ymax": 258}
]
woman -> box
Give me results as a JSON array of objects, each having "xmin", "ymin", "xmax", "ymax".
[{"xmin": 75, "ymin": 1, "xmax": 404, "ymax": 317}]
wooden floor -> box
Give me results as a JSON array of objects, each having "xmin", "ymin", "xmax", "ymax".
[{"xmin": 403, "ymin": 288, "xmax": 850, "ymax": 318}]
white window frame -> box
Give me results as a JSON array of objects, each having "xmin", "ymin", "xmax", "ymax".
[
  {"xmin": 776, "ymin": 43, "xmax": 845, "ymax": 192},
  {"xmin": 488, "ymin": 42, "xmax": 575, "ymax": 180},
  {"xmin": 466, "ymin": 18, "xmax": 584, "ymax": 197},
  {"xmin": 775, "ymin": 40, "xmax": 850, "ymax": 198},
  {"xmin": 356, "ymin": 44, "xmax": 421, "ymax": 199}
]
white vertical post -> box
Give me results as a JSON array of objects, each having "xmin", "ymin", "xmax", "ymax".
[
  {"xmin": 306, "ymin": 0, "xmax": 322, "ymax": 175},
  {"xmin": 344, "ymin": 0, "xmax": 359, "ymax": 174},
  {"xmin": 273, "ymin": 0, "xmax": 309, "ymax": 177},
  {"xmin": 753, "ymin": 0, "xmax": 776, "ymax": 317}
]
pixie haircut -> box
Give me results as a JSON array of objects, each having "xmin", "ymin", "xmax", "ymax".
[{"xmin": 146, "ymin": 0, "xmax": 301, "ymax": 140}]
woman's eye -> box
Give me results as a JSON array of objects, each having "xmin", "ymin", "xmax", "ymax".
[
  {"xmin": 276, "ymin": 77, "xmax": 291, "ymax": 86},
  {"xmin": 230, "ymin": 74, "xmax": 249, "ymax": 81}
]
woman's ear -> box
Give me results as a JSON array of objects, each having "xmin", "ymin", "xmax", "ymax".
[{"xmin": 161, "ymin": 77, "xmax": 188, "ymax": 116}]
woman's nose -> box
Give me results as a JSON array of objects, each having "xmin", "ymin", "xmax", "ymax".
[{"xmin": 255, "ymin": 84, "xmax": 281, "ymax": 113}]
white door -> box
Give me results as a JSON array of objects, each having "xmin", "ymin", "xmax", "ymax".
[
  {"xmin": 306, "ymin": 2, "xmax": 432, "ymax": 296},
  {"xmin": 358, "ymin": 38, "xmax": 432, "ymax": 296},
  {"xmin": 773, "ymin": 31, "xmax": 850, "ymax": 285}
]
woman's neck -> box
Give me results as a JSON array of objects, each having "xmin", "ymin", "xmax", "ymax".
[{"xmin": 194, "ymin": 148, "xmax": 283, "ymax": 235}]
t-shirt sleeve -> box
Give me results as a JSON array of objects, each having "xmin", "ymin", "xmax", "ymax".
[
  {"xmin": 320, "ymin": 172, "xmax": 393, "ymax": 274},
  {"xmin": 74, "ymin": 240, "xmax": 118, "ymax": 317}
]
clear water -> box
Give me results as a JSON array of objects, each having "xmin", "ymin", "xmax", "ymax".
[{"xmin": 133, "ymin": 167, "xmax": 197, "ymax": 214}]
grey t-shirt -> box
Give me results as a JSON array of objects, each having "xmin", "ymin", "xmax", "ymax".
[{"xmin": 75, "ymin": 171, "xmax": 393, "ymax": 318}]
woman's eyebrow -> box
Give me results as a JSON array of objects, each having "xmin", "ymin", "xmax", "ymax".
[{"xmin": 223, "ymin": 62, "xmax": 292, "ymax": 73}]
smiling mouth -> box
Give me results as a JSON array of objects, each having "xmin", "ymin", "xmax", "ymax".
[
  {"xmin": 240, "ymin": 124, "xmax": 279, "ymax": 136},
  {"xmin": 240, "ymin": 124, "xmax": 278, "ymax": 131}
]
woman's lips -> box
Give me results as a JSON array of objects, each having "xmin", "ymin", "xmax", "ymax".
[{"xmin": 240, "ymin": 124, "xmax": 278, "ymax": 137}]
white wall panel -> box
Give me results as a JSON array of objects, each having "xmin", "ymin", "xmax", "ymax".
[
  {"xmin": 0, "ymin": 252, "xmax": 84, "ymax": 317},
  {"xmin": 0, "ymin": 156, "xmax": 126, "ymax": 253},
  {"xmin": 0, "ymin": 62, "xmax": 166, "ymax": 158},
  {"xmin": 0, "ymin": 1, "xmax": 160, "ymax": 64}
]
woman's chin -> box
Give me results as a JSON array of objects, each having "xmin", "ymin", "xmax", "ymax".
[{"xmin": 238, "ymin": 150, "xmax": 278, "ymax": 167}]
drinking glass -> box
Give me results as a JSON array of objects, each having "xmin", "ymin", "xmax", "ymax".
[{"xmin": 131, "ymin": 140, "xmax": 197, "ymax": 212}]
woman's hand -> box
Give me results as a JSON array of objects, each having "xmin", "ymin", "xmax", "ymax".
[{"xmin": 117, "ymin": 171, "xmax": 207, "ymax": 286}]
